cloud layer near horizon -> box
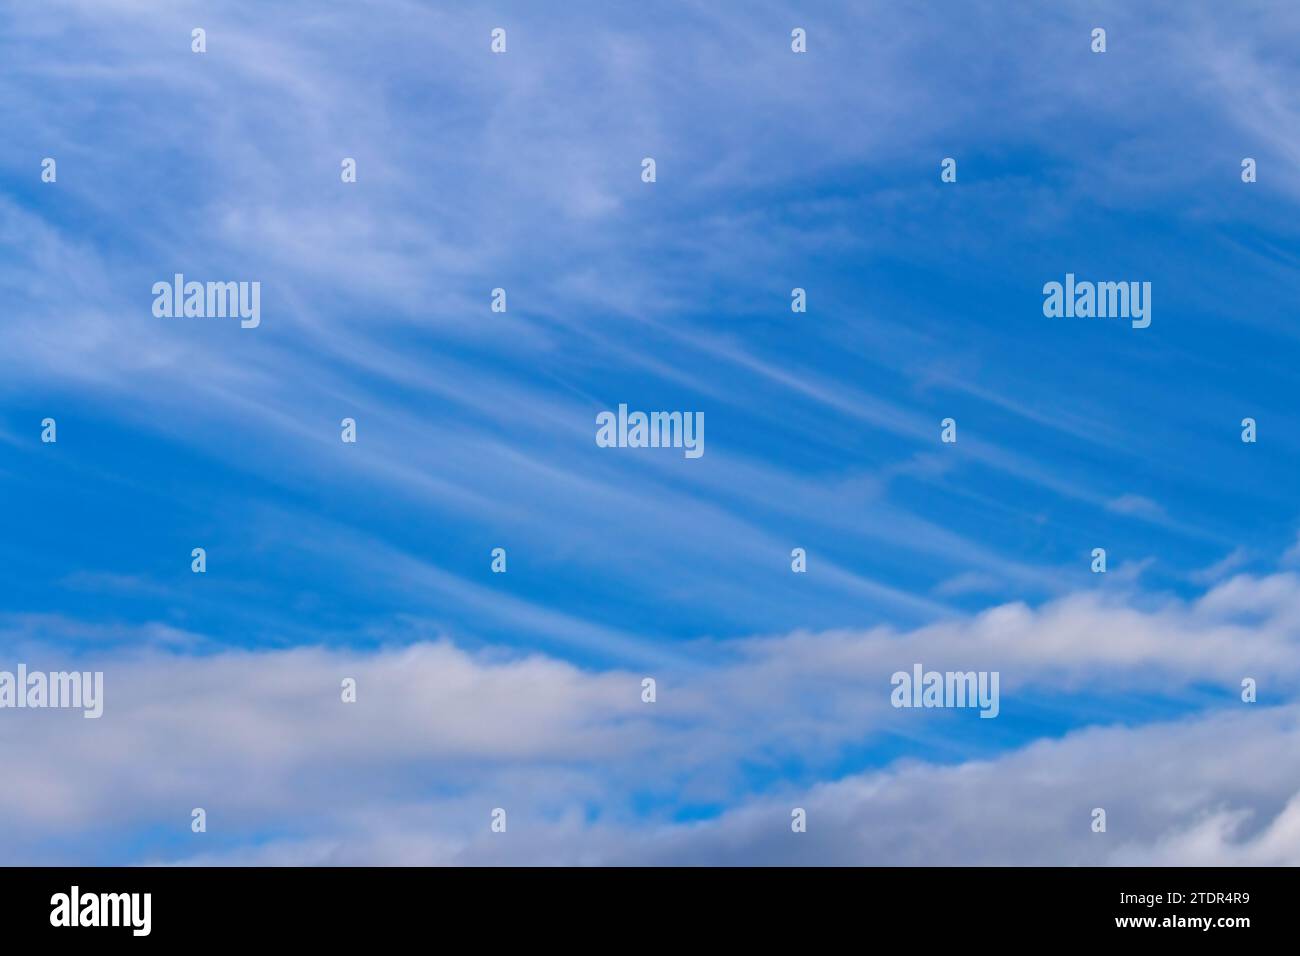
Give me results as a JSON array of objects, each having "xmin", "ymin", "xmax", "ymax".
[{"xmin": 3, "ymin": 567, "xmax": 1298, "ymax": 864}]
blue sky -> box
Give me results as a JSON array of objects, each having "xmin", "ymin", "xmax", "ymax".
[{"xmin": 2, "ymin": 0, "xmax": 1300, "ymax": 865}]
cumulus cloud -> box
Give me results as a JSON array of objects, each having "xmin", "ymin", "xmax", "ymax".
[
  {"xmin": 614, "ymin": 705, "xmax": 1300, "ymax": 867},
  {"xmin": 163, "ymin": 703, "xmax": 1300, "ymax": 866},
  {"xmin": 2, "ymin": 569, "xmax": 1297, "ymax": 863}
]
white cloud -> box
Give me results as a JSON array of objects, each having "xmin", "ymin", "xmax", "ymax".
[
  {"xmin": 1190, "ymin": 546, "xmax": 1250, "ymax": 585},
  {"xmin": 1282, "ymin": 531, "xmax": 1300, "ymax": 566},
  {"xmin": 1107, "ymin": 494, "xmax": 1167, "ymax": 521},
  {"xmin": 2, "ymin": 570, "xmax": 1299, "ymax": 863},
  {"xmin": 165, "ymin": 704, "xmax": 1300, "ymax": 866}
]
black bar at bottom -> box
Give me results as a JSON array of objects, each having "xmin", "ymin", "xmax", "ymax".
[{"xmin": 0, "ymin": 866, "xmax": 1282, "ymax": 943}]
